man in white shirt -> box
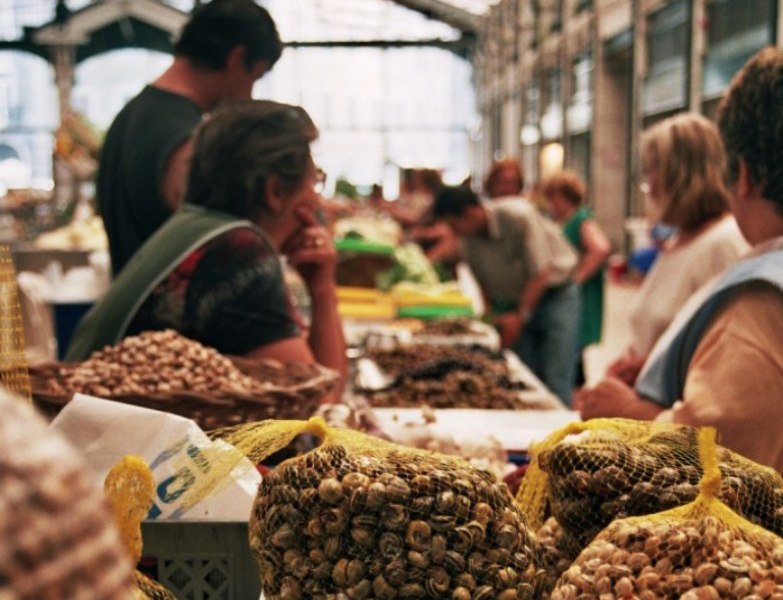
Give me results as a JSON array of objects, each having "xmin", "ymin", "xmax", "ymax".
[{"xmin": 433, "ymin": 185, "xmax": 579, "ymax": 406}]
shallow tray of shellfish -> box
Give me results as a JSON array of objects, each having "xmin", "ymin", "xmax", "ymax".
[{"xmin": 354, "ymin": 347, "xmax": 560, "ymax": 405}]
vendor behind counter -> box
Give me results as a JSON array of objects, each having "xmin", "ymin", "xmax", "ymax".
[{"xmin": 66, "ymin": 100, "xmax": 346, "ymax": 386}]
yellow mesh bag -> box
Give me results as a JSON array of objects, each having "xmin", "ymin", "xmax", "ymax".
[
  {"xmin": 518, "ymin": 419, "xmax": 783, "ymax": 559},
  {"xmin": 104, "ymin": 455, "xmax": 177, "ymax": 600},
  {"xmin": 549, "ymin": 428, "xmax": 783, "ymax": 599},
  {"xmin": 226, "ymin": 417, "xmax": 542, "ymax": 599},
  {"xmin": 0, "ymin": 244, "xmax": 31, "ymax": 402}
]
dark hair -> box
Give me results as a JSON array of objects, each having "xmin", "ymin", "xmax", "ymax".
[
  {"xmin": 419, "ymin": 169, "xmax": 444, "ymax": 195},
  {"xmin": 433, "ymin": 185, "xmax": 480, "ymax": 218},
  {"xmin": 185, "ymin": 100, "xmax": 318, "ymax": 219},
  {"xmin": 718, "ymin": 46, "xmax": 783, "ymax": 215},
  {"xmin": 175, "ymin": 0, "xmax": 283, "ymax": 71},
  {"xmin": 541, "ymin": 170, "xmax": 586, "ymax": 206}
]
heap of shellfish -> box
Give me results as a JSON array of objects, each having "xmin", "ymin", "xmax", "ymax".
[
  {"xmin": 536, "ymin": 517, "xmax": 573, "ymax": 598},
  {"xmin": 250, "ymin": 444, "xmax": 543, "ymax": 599},
  {"xmin": 550, "ymin": 515, "xmax": 783, "ymax": 599},
  {"xmin": 537, "ymin": 427, "xmax": 783, "ymax": 558}
]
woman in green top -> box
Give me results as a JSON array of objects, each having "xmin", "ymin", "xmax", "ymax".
[{"xmin": 542, "ymin": 171, "xmax": 611, "ymax": 385}]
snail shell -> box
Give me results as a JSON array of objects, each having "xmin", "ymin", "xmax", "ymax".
[{"xmin": 405, "ymin": 520, "xmax": 432, "ymax": 552}]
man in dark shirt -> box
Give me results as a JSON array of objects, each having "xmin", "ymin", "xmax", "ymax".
[{"xmin": 98, "ymin": 0, "xmax": 282, "ymax": 275}]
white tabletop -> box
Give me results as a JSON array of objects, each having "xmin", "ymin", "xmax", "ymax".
[{"xmin": 372, "ymin": 408, "xmax": 580, "ymax": 452}]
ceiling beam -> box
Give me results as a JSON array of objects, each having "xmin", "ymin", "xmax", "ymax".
[
  {"xmin": 33, "ymin": 0, "xmax": 186, "ymax": 46},
  {"xmin": 287, "ymin": 37, "xmax": 475, "ymax": 60},
  {"xmin": 389, "ymin": 0, "xmax": 480, "ymax": 34}
]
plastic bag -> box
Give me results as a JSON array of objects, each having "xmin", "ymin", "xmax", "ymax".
[
  {"xmin": 518, "ymin": 419, "xmax": 783, "ymax": 559},
  {"xmin": 550, "ymin": 428, "xmax": 783, "ymax": 599},
  {"xmin": 230, "ymin": 417, "xmax": 542, "ymax": 599},
  {"xmin": 53, "ymin": 395, "xmax": 262, "ymax": 521}
]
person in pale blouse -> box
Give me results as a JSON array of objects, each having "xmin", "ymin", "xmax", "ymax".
[
  {"xmin": 580, "ymin": 47, "xmax": 783, "ymax": 473},
  {"xmin": 606, "ymin": 113, "xmax": 749, "ymax": 386}
]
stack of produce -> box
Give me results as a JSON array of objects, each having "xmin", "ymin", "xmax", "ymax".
[
  {"xmin": 390, "ymin": 280, "xmax": 473, "ymax": 319},
  {"xmin": 333, "ymin": 233, "xmax": 397, "ymax": 289},
  {"xmin": 378, "ymin": 244, "xmax": 441, "ymax": 291},
  {"xmin": 242, "ymin": 417, "xmax": 545, "ymax": 599},
  {"xmin": 333, "ymin": 216, "xmax": 402, "ymax": 247},
  {"xmin": 337, "ymin": 287, "xmax": 396, "ymax": 320}
]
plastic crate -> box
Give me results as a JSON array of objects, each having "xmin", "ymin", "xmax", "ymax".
[{"xmin": 140, "ymin": 521, "xmax": 261, "ymax": 600}]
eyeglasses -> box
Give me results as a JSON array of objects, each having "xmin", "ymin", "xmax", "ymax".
[
  {"xmin": 639, "ymin": 169, "xmax": 656, "ymax": 195},
  {"xmin": 314, "ymin": 168, "xmax": 327, "ymax": 195}
]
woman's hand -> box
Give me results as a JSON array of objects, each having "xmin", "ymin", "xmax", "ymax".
[
  {"xmin": 493, "ymin": 313, "xmax": 524, "ymax": 348},
  {"xmin": 580, "ymin": 376, "xmax": 663, "ymax": 421},
  {"xmin": 606, "ymin": 353, "xmax": 647, "ymax": 386},
  {"xmin": 281, "ymin": 205, "xmax": 337, "ymax": 294}
]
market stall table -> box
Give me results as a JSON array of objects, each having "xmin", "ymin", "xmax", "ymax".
[{"xmin": 372, "ymin": 407, "xmax": 579, "ymax": 454}]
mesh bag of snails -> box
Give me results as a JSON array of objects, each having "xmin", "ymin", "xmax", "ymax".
[
  {"xmin": 211, "ymin": 417, "xmax": 544, "ymax": 599},
  {"xmin": 517, "ymin": 419, "xmax": 783, "ymax": 560},
  {"xmin": 535, "ymin": 517, "xmax": 573, "ymax": 597},
  {"xmin": 549, "ymin": 428, "xmax": 783, "ymax": 600}
]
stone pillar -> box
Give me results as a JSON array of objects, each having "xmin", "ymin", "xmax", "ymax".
[
  {"xmin": 52, "ymin": 44, "xmax": 75, "ymax": 124},
  {"xmin": 628, "ymin": 0, "xmax": 646, "ymax": 237},
  {"xmin": 50, "ymin": 44, "xmax": 77, "ymax": 209},
  {"xmin": 689, "ymin": 0, "xmax": 706, "ymax": 113},
  {"xmin": 591, "ymin": 0, "xmax": 634, "ymax": 250}
]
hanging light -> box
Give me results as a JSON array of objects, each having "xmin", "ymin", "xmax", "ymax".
[
  {"xmin": 540, "ymin": 143, "xmax": 564, "ymax": 177},
  {"xmin": 519, "ymin": 124, "xmax": 540, "ymax": 146}
]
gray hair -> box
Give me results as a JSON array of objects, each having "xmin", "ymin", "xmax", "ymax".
[{"xmin": 185, "ymin": 100, "xmax": 318, "ymax": 219}]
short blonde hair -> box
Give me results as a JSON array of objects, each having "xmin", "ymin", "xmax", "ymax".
[
  {"xmin": 641, "ymin": 113, "xmax": 730, "ymax": 232},
  {"xmin": 541, "ymin": 170, "xmax": 587, "ymax": 206}
]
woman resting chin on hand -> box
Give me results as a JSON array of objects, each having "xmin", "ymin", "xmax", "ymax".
[{"xmin": 66, "ymin": 101, "xmax": 347, "ymax": 398}]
